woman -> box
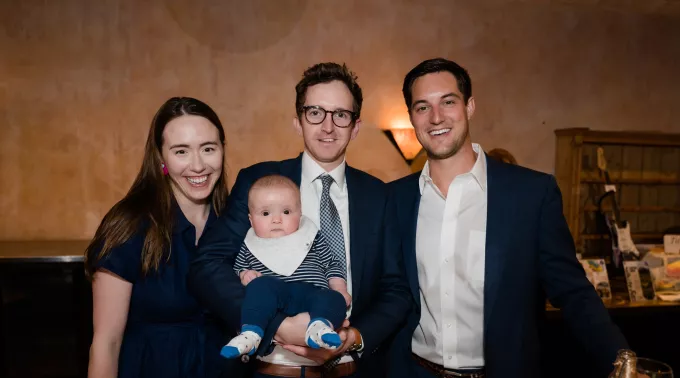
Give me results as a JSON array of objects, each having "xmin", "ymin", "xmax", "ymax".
[{"xmin": 85, "ymin": 97, "xmax": 230, "ymax": 378}]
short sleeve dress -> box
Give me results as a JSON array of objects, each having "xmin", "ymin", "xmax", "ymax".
[{"xmin": 93, "ymin": 205, "xmax": 225, "ymax": 378}]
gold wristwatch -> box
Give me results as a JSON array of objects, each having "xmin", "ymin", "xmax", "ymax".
[{"xmin": 347, "ymin": 327, "xmax": 364, "ymax": 352}]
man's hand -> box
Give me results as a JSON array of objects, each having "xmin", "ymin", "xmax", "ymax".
[
  {"xmin": 274, "ymin": 314, "xmax": 350, "ymax": 346},
  {"xmin": 274, "ymin": 313, "xmax": 311, "ymax": 346},
  {"xmin": 239, "ymin": 270, "xmax": 261, "ymax": 286},
  {"xmin": 281, "ymin": 326, "xmax": 354, "ymax": 364}
]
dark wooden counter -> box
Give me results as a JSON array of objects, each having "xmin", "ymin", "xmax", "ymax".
[
  {"xmin": 547, "ymin": 295, "xmax": 680, "ymax": 311},
  {"xmin": 0, "ymin": 240, "xmax": 89, "ymax": 263},
  {"xmin": 544, "ymin": 286, "xmax": 680, "ymax": 377},
  {"xmin": 0, "ymin": 240, "xmax": 90, "ymax": 377}
]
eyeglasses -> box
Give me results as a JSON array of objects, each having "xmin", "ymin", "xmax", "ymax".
[{"xmin": 300, "ymin": 105, "xmax": 356, "ymax": 128}]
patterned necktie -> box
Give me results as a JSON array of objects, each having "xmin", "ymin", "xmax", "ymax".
[{"xmin": 318, "ymin": 174, "xmax": 347, "ymax": 273}]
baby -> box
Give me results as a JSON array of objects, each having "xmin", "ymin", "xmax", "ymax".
[{"xmin": 220, "ymin": 174, "xmax": 351, "ymax": 359}]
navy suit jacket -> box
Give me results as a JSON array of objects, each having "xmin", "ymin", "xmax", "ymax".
[
  {"xmin": 387, "ymin": 155, "xmax": 628, "ymax": 378},
  {"xmin": 188, "ymin": 154, "xmax": 411, "ymax": 374}
]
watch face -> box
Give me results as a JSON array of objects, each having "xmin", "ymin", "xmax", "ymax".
[{"xmin": 345, "ymin": 328, "xmax": 361, "ymax": 352}]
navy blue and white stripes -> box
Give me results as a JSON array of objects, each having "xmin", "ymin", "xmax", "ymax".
[{"xmin": 235, "ymin": 232, "xmax": 346, "ymax": 289}]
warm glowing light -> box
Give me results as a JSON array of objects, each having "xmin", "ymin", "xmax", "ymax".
[
  {"xmin": 389, "ymin": 128, "xmax": 422, "ymax": 160},
  {"xmin": 382, "ymin": 115, "xmax": 423, "ymax": 163},
  {"xmin": 389, "ymin": 118, "xmax": 413, "ymax": 130},
  {"xmin": 382, "ymin": 116, "xmax": 421, "ymax": 161}
]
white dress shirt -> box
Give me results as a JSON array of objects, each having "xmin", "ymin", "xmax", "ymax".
[
  {"xmin": 299, "ymin": 151, "xmax": 353, "ymax": 302},
  {"xmin": 259, "ymin": 151, "xmax": 353, "ymax": 366},
  {"xmin": 411, "ymin": 143, "xmax": 488, "ymax": 369}
]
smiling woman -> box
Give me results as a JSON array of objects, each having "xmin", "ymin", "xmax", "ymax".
[
  {"xmin": 83, "ymin": 97, "xmax": 232, "ymax": 378},
  {"xmin": 162, "ymin": 114, "xmax": 225, "ymax": 209}
]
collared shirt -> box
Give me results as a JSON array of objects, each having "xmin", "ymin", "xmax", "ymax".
[
  {"xmin": 299, "ymin": 151, "xmax": 352, "ymax": 303},
  {"xmin": 412, "ymin": 143, "xmax": 488, "ymax": 369},
  {"xmin": 259, "ymin": 151, "xmax": 353, "ymax": 366}
]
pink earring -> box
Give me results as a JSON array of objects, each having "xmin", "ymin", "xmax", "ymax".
[{"xmin": 161, "ymin": 162, "xmax": 169, "ymax": 176}]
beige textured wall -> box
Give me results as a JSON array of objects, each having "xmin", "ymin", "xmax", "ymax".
[{"xmin": 1, "ymin": 0, "xmax": 679, "ymax": 239}]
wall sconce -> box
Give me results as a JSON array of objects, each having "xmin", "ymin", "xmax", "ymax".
[{"xmin": 382, "ymin": 128, "xmax": 423, "ymax": 165}]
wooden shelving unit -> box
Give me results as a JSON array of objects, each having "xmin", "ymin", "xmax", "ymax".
[{"xmin": 554, "ymin": 128, "xmax": 680, "ymax": 258}]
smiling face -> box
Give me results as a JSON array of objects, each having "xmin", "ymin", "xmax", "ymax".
[
  {"xmin": 161, "ymin": 115, "xmax": 223, "ymax": 206},
  {"xmin": 408, "ymin": 71, "xmax": 476, "ymax": 160},
  {"xmin": 293, "ymin": 80, "xmax": 361, "ymax": 171},
  {"xmin": 248, "ymin": 184, "xmax": 302, "ymax": 238}
]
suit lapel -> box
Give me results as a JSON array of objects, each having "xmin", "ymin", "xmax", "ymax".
[
  {"xmin": 400, "ymin": 174, "xmax": 422, "ymax": 308},
  {"xmin": 345, "ymin": 166, "xmax": 365, "ymax": 298},
  {"xmin": 483, "ymin": 156, "xmax": 510, "ymax": 332}
]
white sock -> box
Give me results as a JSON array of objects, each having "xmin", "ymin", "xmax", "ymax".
[
  {"xmin": 220, "ymin": 330, "xmax": 262, "ymax": 358},
  {"xmin": 305, "ymin": 319, "xmax": 341, "ymax": 350}
]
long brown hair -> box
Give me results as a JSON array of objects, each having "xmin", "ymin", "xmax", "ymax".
[{"xmin": 84, "ymin": 97, "xmax": 229, "ymax": 279}]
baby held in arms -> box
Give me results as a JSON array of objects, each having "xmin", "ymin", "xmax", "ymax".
[{"xmin": 220, "ymin": 174, "xmax": 350, "ymax": 359}]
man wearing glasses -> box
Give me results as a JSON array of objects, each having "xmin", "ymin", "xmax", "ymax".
[{"xmin": 189, "ymin": 62, "xmax": 411, "ymax": 378}]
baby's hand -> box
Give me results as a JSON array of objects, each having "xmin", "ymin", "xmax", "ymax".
[{"xmin": 239, "ymin": 270, "xmax": 262, "ymax": 286}]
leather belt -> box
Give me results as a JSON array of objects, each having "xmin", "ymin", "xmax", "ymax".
[
  {"xmin": 412, "ymin": 353, "xmax": 485, "ymax": 378},
  {"xmin": 255, "ymin": 360, "xmax": 357, "ymax": 378}
]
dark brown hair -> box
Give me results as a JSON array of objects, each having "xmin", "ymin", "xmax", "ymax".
[
  {"xmin": 295, "ymin": 62, "xmax": 363, "ymax": 119},
  {"xmin": 84, "ymin": 97, "xmax": 229, "ymax": 279},
  {"xmin": 402, "ymin": 58, "xmax": 472, "ymax": 110}
]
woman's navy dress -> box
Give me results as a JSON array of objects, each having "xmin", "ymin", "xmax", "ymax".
[{"xmin": 94, "ymin": 207, "xmax": 225, "ymax": 378}]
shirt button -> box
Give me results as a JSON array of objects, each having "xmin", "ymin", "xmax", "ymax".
[
  {"xmin": 447, "ymin": 323, "xmax": 451, "ymax": 328},
  {"xmin": 445, "ymin": 292, "xmax": 449, "ymax": 297},
  {"xmin": 448, "ymin": 356, "xmax": 453, "ymax": 360},
  {"xmin": 444, "ymin": 258, "xmax": 449, "ymax": 263}
]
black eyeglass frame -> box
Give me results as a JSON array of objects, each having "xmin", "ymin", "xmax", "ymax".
[{"xmin": 299, "ymin": 105, "xmax": 357, "ymax": 128}]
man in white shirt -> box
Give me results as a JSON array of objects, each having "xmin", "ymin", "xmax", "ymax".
[
  {"xmin": 189, "ymin": 62, "xmax": 411, "ymax": 378},
  {"xmin": 386, "ymin": 58, "xmax": 629, "ymax": 378}
]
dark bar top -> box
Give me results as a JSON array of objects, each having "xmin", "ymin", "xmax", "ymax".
[{"xmin": 0, "ymin": 240, "xmax": 89, "ymax": 263}]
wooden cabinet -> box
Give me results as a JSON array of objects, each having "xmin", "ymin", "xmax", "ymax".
[{"xmin": 553, "ymin": 128, "xmax": 680, "ymax": 258}]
